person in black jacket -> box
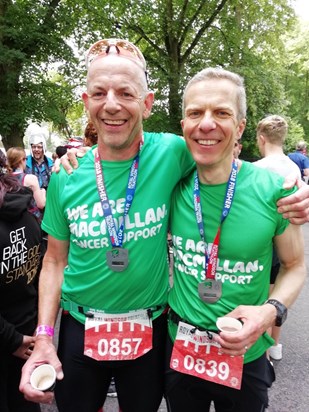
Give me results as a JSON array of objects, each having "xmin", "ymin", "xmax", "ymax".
[{"xmin": 0, "ymin": 150, "xmax": 42, "ymax": 412}]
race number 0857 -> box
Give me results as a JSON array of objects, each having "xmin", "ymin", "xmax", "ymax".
[{"xmin": 98, "ymin": 338, "xmax": 142, "ymax": 357}]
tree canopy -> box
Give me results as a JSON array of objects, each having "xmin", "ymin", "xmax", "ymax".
[{"xmin": 0, "ymin": 0, "xmax": 307, "ymax": 159}]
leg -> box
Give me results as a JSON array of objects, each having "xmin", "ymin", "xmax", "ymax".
[
  {"xmin": 115, "ymin": 313, "xmax": 167, "ymax": 412},
  {"xmin": 55, "ymin": 313, "xmax": 111, "ymax": 412},
  {"xmin": 218, "ymin": 354, "xmax": 275, "ymax": 412},
  {"xmin": 164, "ymin": 335, "xmax": 212, "ymax": 412},
  {"xmin": 165, "ymin": 336, "xmax": 274, "ymax": 412}
]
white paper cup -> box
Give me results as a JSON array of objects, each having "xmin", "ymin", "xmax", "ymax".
[
  {"xmin": 216, "ymin": 317, "xmax": 243, "ymax": 333},
  {"xmin": 30, "ymin": 364, "xmax": 56, "ymax": 392}
]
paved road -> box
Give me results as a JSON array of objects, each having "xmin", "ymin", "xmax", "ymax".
[{"xmin": 42, "ymin": 224, "xmax": 309, "ymax": 412}]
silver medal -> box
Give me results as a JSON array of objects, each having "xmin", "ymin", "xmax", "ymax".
[
  {"xmin": 106, "ymin": 248, "xmax": 129, "ymax": 272},
  {"xmin": 198, "ymin": 279, "xmax": 222, "ymax": 303}
]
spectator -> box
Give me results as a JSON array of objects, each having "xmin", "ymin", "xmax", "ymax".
[
  {"xmin": 83, "ymin": 121, "xmax": 98, "ymax": 147},
  {"xmin": 7, "ymin": 147, "xmax": 46, "ymax": 212},
  {"xmin": 26, "ymin": 133, "xmax": 53, "ymax": 189},
  {"xmin": 288, "ymin": 141, "xmax": 309, "ymax": 181},
  {"xmin": 254, "ymin": 115, "xmax": 301, "ymax": 361},
  {"xmin": 0, "ymin": 150, "xmax": 42, "ymax": 412},
  {"xmin": 56, "ymin": 146, "xmax": 68, "ymax": 159}
]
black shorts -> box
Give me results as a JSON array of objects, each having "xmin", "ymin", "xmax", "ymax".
[
  {"xmin": 164, "ymin": 335, "xmax": 275, "ymax": 412},
  {"xmin": 55, "ymin": 312, "xmax": 167, "ymax": 412}
]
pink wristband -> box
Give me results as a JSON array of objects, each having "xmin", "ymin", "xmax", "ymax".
[{"xmin": 36, "ymin": 325, "xmax": 55, "ymax": 337}]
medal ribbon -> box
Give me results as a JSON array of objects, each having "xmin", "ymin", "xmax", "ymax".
[
  {"xmin": 193, "ymin": 161, "xmax": 238, "ymax": 279},
  {"xmin": 95, "ymin": 147, "xmax": 141, "ymax": 248}
]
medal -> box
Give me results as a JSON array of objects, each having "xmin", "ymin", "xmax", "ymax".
[
  {"xmin": 193, "ymin": 161, "xmax": 238, "ymax": 304},
  {"xmin": 198, "ymin": 279, "xmax": 222, "ymax": 303},
  {"xmin": 95, "ymin": 146, "xmax": 142, "ymax": 272},
  {"xmin": 106, "ymin": 248, "xmax": 129, "ymax": 272}
]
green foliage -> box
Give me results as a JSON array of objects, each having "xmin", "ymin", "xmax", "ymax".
[
  {"xmin": 0, "ymin": 0, "xmax": 307, "ymax": 157},
  {"xmin": 285, "ymin": 119, "xmax": 308, "ymax": 153},
  {"xmin": 283, "ymin": 21, "xmax": 309, "ymax": 139}
]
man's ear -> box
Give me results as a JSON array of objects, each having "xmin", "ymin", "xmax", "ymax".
[
  {"xmin": 82, "ymin": 92, "xmax": 89, "ymax": 110},
  {"xmin": 258, "ymin": 134, "xmax": 266, "ymax": 145},
  {"xmin": 142, "ymin": 92, "xmax": 155, "ymax": 120},
  {"xmin": 237, "ymin": 118, "xmax": 246, "ymax": 138}
]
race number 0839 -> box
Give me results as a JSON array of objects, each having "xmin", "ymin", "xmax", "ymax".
[{"xmin": 183, "ymin": 354, "xmax": 230, "ymax": 380}]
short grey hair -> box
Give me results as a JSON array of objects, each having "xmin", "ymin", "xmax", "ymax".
[
  {"xmin": 182, "ymin": 67, "xmax": 247, "ymax": 121},
  {"xmin": 296, "ymin": 141, "xmax": 307, "ymax": 151}
]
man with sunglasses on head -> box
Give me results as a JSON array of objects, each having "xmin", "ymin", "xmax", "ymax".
[
  {"xmin": 20, "ymin": 38, "xmax": 309, "ymax": 412},
  {"xmin": 20, "ymin": 39, "xmax": 193, "ymax": 412}
]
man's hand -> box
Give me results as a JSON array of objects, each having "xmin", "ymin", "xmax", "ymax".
[
  {"xmin": 19, "ymin": 336, "xmax": 63, "ymax": 405},
  {"xmin": 52, "ymin": 147, "xmax": 89, "ymax": 174},
  {"xmin": 13, "ymin": 335, "xmax": 36, "ymax": 360},
  {"xmin": 213, "ymin": 304, "xmax": 275, "ymax": 357},
  {"xmin": 277, "ymin": 178, "xmax": 309, "ymax": 224}
]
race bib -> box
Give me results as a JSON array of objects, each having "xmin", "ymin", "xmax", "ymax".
[
  {"xmin": 170, "ymin": 321, "xmax": 243, "ymax": 389},
  {"xmin": 84, "ymin": 309, "xmax": 153, "ymax": 361}
]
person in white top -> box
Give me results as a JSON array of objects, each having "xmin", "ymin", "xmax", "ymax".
[
  {"xmin": 254, "ymin": 116, "xmax": 301, "ymax": 179},
  {"xmin": 6, "ymin": 147, "xmax": 46, "ymax": 210},
  {"xmin": 254, "ymin": 115, "xmax": 300, "ymax": 361}
]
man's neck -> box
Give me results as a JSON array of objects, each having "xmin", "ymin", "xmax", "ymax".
[
  {"xmin": 197, "ymin": 157, "xmax": 240, "ymax": 185},
  {"xmin": 33, "ymin": 156, "xmax": 44, "ymax": 165},
  {"xmin": 97, "ymin": 138, "xmax": 142, "ymax": 161},
  {"xmin": 263, "ymin": 143, "xmax": 284, "ymax": 157}
]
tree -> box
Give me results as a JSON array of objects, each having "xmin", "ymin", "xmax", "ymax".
[
  {"xmin": 74, "ymin": 0, "xmax": 296, "ymax": 151},
  {"xmin": 283, "ymin": 21, "xmax": 309, "ymax": 140},
  {"xmin": 0, "ymin": 0, "xmax": 81, "ymax": 150},
  {"xmin": 0, "ymin": 0, "xmax": 299, "ymax": 156}
]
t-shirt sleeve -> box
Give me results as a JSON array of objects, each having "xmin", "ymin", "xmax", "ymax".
[
  {"xmin": 41, "ymin": 169, "xmax": 70, "ymax": 240},
  {"xmin": 274, "ymin": 183, "xmax": 297, "ymax": 236}
]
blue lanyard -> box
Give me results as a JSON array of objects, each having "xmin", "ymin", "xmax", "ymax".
[
  {"xmin": 193, "ymin": 160, "xmax": 238, "ymax": 279},
  {"xmin": 95, "ymin": 148, "xmax": 140, "ymax": 248}
]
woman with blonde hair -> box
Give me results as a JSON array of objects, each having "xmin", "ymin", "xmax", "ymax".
[{"xmin": 6, "ymin": 147, "xmax": 46, "ymax": 214}]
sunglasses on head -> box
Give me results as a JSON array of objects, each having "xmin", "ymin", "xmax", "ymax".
[{"xmin": 86, "ymin": 38, "xmax": 148, "ymax": 80}]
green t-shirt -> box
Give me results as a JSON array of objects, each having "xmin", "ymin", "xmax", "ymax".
[
  {"xmin": 42, "ymin": 132, "xmax": 193, "ymax": 323},
  {"xmin": 168, "ymin": 161, "xmax": 296, "ymax": 363}
]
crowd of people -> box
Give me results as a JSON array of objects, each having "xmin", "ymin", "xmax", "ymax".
[{"xmin": 1, "ymin": 37, "xmax": 309, "ymax": 412}]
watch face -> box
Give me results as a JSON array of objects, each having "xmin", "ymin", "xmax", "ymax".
[{"xmin": 267, "ymin": 299, "xmax": 287, "ymax": 326}]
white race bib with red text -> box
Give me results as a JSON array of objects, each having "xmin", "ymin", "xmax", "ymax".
[
  {"xmin": 170, "ymin": 321, "xmax": 243, "ymax": 389},
  {"xmin": 84, "ymin": 309, "xmax": 153, "ymax": 361}
]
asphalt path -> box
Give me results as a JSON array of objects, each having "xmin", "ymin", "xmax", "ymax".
[{"xmin": 41, "ymin": 224, "xmax": 309, "ymax": 412}]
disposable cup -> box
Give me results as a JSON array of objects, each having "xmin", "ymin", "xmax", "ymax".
[
  {"xmin": 216, "ymin": 317, "xmax": 243, "ymax": 333},
  {"xmin": 30, "ymin": 364, "xmax": 56, "ymax": 392}
]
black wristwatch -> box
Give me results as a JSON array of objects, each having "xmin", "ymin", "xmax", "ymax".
[{"xmin": 265, "ymin": 299, "xmax": 287, "ymax": 326}]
